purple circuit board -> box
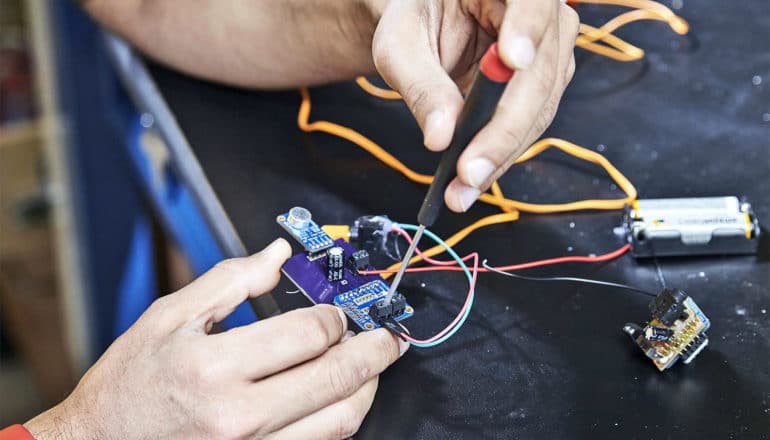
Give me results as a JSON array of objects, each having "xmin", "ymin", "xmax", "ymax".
[
  {"xmin": 281, "ymin": 239, "xmax": 381, "ymax": 304},
  {"xmin": 281, "ymin": 238, "xmax": 414, "ymax": 330}
]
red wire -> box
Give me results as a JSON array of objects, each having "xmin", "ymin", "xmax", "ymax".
[
  {"xmin": 400, "ymin": 252, "xmax": 479, "ymax": 344},
  {"xmin": 369, "ymin": 227, "xmax": 631, "ymax": 345},
  {"xmin": 390, "ymin": 228, "xmax": 475, "ymax": 266},
  {"xmin": 387, "ymin": 227, "xmax": 479, "ymax": 344},
  {"xmin": 360, "ymin": 243, "xmax": 631, "ymax": 275}
]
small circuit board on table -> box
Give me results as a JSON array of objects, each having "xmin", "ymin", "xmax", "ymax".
[
  {"xmin": 624, "ymin": 288, "xmax": 710, "ymax": 371},
  {"xmin": 278, "ymin": 207, "xmax": 413, "ymax": 331}
]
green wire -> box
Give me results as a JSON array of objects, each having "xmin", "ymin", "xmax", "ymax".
[{"xmin": 394, "ymin": 223, "xmax": 474, "ymax": 347}]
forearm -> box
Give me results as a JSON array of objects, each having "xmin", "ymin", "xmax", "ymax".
[
  {"xmin": 24, "ymin": 399, "xmax": 99, "ymax": 440},
  {"xmin": 82, "ymin": 0, "xmax": 387, "ymax": 88}
]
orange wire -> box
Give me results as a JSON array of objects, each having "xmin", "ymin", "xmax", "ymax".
[
  {"xmin": 297, "ymin": 87, "xmax": 637, "ymax": 276},
  {"xmin": 573, "ymin": 0, "xmax": 689, "ymax": 61},
  {"xmin": 361, "ymin": 244, "xmax": 632, "ymax": 274},
  {"xmin": 572, "ymin": 0, "xmax": 689, "ymax": 33},
  {"xmin": 355, "ymin": 77, "xmax": 402, "ymax": 100},
  {"xmin": 297, "ymin": 1, "xmax": 685, "ymax": 271},
  {"xmin": 298, "ymin": 88, "xmax": 635, "ymax": 213}
]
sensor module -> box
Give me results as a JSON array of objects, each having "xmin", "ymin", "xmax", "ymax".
[
  {"xmin": 624, "ymin": 288, "xmax": 710, "ymax": 371},
  {"xmin": 624, "ymin": 196, "xmax": 760, "ymax": 257},
  {"xmin": 336, "ymin": 281, "xmax": 413, "ymax": 331},
  {"xmin": 278, "ymin": 208, "xmax": 414, "ymax": 331},
  {"xmin": 277, "ymin": 207, "xmax": 334, "ymax": 259}
]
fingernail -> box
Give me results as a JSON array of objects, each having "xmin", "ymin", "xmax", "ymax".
[
  {"xmin": 263, "ymin": 238, "xmax": 283, "ymax": 253},
  {"xmin": 505, "ymin": 36, "xmax": 536, "ymax": 70},
  {"xmin": 456, "ymin": 184, "xmax": 482, "ymax": 212},
  {"xmin": 398, "ymin": 338, "xmax": 410, "ymax": 357},
  {"xmin": 423, "ymin": 109, "xmax": 446, "ymax": 149},
  {"xmin": 341, "ymin": 330, "xmax": 355, "ymax": 342},
  {"xmin": 464, "ymin": 157, "xmax": 497, "ymax": 188}
]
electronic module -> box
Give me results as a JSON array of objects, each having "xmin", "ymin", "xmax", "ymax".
[
  {"xmin": 624, "ymin": 196, "xmax": 760, "ymax": 258},
  {"xmin": 624, "ymin": 288, "xmax": 710, "ymax": 371},
  {"xmin": 277, "ymin": 207, "xmax": 335, "ymax": 259},
  {"xmin": 278, "ymin": 207, "xmax": 414, "ymax": 332}
]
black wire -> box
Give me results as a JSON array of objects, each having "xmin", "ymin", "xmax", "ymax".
[
  {"xmin": 649, "ymin": 240, "xmax": 667, "ymax": 289},
  {"xmin": 653, "ymin": 256, "xmax": 667, "ymax": 289},
  {"xmin": 482, "ymin": 261, "xmax": 658, "ymax": 298}
]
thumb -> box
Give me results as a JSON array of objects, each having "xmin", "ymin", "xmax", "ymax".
[
  {"xmin": 172, "ymin": 238, "xmax": 292, "ymax": 328},
  {"xmin": 372, "ymin": 0, "xmax": 463, "ymax": 151}
]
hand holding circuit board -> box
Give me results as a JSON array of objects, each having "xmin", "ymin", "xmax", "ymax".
[{"xmin": 274, "ymin": 202, "xmax": 758, "ymax": 370}]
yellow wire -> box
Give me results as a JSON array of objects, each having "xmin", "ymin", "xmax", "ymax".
[
  {"xmin": 576, "ymin": 8, "xmax": 689, "ymax": 61},
  {"xmin": 572, "ymin": 0, "xmax": 689, "ymax": 34},
  {"xmin": 298, "ymin": 87, "xmax": 432, "ymax": 185},
  {"xmin": 298, "ymin": 87, "xmax": 637, "ymax": 275},
  {"xmin": 583, "ymin": 7, "xmax": 688, "ymax": 37},
  {"xmin": 490, "ymin": 181, "xmax": 516, "ymax": 213},
  {"xmin": 573, "ymin": 0, "xmax": 689, "ymax": 61},
  {"xmin": 355, "ymin": 77, "xmax": 402, "ymax": 100},
  {"xmin": 578, "ymin": 23, "xmax": 646, "ymax": 61},
  {"xmin": 386, "ymin": 212, "xmax": 521, "ymax": 275},
  {"xmin": 296, "ymin": 1, "xmax": 684, "ymax": 273},
  {"xmin": 298, "ymin": 88, "xmax": 635, "ymax": 213}
]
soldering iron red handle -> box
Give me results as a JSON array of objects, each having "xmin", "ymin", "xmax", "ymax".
[{"xmin": 417, "ymin": 43, "xmax": 514, "ymax": 227}]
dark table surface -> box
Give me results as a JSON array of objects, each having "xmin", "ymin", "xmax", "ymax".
[{"xmin": 147, "ymin": 1, "xmax": 769, "ymax": 438}]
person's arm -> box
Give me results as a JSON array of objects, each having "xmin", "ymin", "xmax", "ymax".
[
  {"xmin": 23, "ymin": 239, "xmax": 407, "ymax": 440},
  {"xmin": 81, "ymin": 0, "xmax": 387, "ymax": 88},
  {"xmin": 84, "ymin": 0, "xmax": 579, "ymax": 213}
]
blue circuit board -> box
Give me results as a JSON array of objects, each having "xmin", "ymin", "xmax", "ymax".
[
  {"xmin": 276, "ymin": 212, "xmax": 334, "ymax": 255},
  {"xmin": 334, "ymin": 280, "xmax": 414, "ymax": 331},
  {"xmin": 281, "ymin": 238, "xmax": 414, "ymax": 331}
]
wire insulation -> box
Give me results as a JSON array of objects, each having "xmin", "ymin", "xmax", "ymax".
[
  {"xmin": 360, "ymin": 244, "xmax": 632, "ymax": 275},
  {"xmin": 298, "ymin": 86, "xmax": 637, "ymax": 271},
  {"xmin": 292, "ymin": 0, "xmax": 684, "ymax": 349},
  {"xmin": 381, "ymin": 227, "xmax": 642, "ymax": 347},
  {"xmin": 573, "ymin": 0, "xmax": 689, "ymax": 61},
  {"xmin": 392, "ymin": 224, "xmax": 478, "ymax": 347},
  {"xmin": 482, "ymin": 260, "xmax": 657, "ymax": 297}
]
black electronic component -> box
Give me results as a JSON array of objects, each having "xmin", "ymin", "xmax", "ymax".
[
  {"xmin": 350, "ymin": 215, "xmax": 392, "ymax": 250},
  {"xmin": 369, "ymin": 293, "xmax": 407, "ymax": 324},
  {"xmin": 348, "ymin": 249, "xmax": 370, "ymax": 273},
  {"xmin": 326, "ymin": 246, "xmax": 344, "ymax": 281},
  {"xmin": 624, "ymin": 288, "xmax": 711, "ymax": 371},
  {"xmin": 649, "ymin": 288, "xmax": 688, "ymax": 326},
  {"xmin": 680, "ymin": 333, "xmax": 710, "ymax": 364},
  {"xmin": 644, "ymin": 326, "xmax": 674, "ymax": 342}
]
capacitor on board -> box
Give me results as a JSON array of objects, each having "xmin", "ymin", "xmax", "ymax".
[{"xmin": 327, "ymin": 246, "xmax": 344, "ymax": 281}]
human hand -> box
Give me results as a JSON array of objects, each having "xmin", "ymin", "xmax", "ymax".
[
  {"xmin": 371, "ymin": 0, "xmax": 580, "ymax": 212},
  {"xmin": 25, "ymin": 238, "xmax": 408, "ymax": 440}
]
